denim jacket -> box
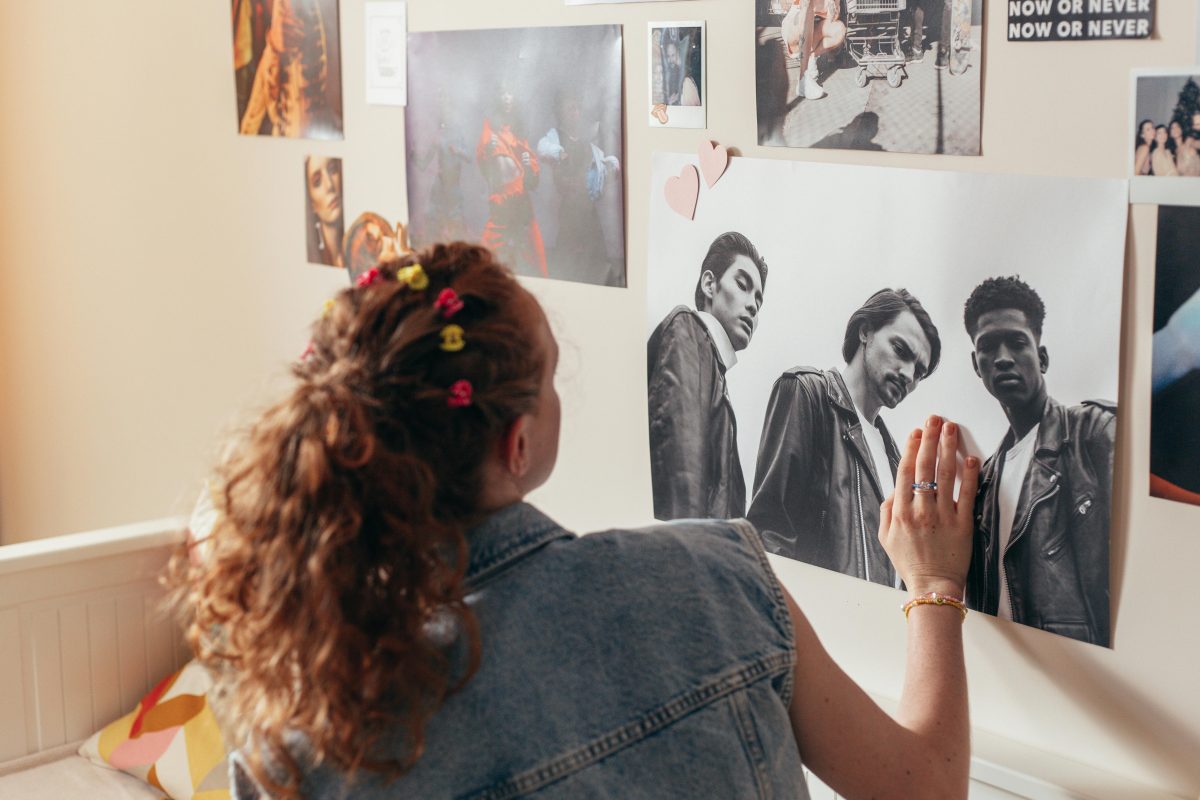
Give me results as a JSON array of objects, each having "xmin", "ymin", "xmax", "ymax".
[{"xmin": 232, "ymin": 504, "xmax": 808, "ymax": 799}]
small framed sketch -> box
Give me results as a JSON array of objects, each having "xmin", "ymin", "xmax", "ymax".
[
  {"xmin": 648, "ymin": 21, "xmax": 706, "ymax": 129},
  {"xmin": 365, "ymin": 1, "xmax": 407, "ymax": 106}
]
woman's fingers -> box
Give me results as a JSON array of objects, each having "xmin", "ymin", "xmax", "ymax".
[
  {"xmin": 936, "ymin": 421, "xmax": 959, "ymax": 516},
  {"xmin": 893, "ymin": 427, "xmax": 922, "ymax": 515},
  {"xmin": 877, "ymin": 496, "xmax": 893, "ymax": 546},
  {"xmin": 912, "ymin": 415, "xmax": 942, "ymax": 501},
  {"xmin": 956, "ymin": 454, "xmax": 982, "ymax": 532}
]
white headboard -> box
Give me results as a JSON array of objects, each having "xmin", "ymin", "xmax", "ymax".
[{"xmin": 0, "ymin": 518, "xmax": 189, "ymax": 764}]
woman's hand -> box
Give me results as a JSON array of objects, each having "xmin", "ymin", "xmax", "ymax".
[{"xmin": 878, "ymin": 415, "xmax": 979, "ymax": 598}]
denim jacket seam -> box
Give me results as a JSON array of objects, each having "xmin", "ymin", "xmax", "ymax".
[
  {"xmin": 463, "ymin": 652, "xmax": 794, "ymax": 800},
  {"xmin": 728, "ymin": 518, "xmax": 796, "ymax": 709},
  {"xmin": 467, "ymin": 524, "xmax": 571, "ymax": 586},
  {"xmin": 729, "ymin": 689, "xmax": 771, "ymax": 800}
]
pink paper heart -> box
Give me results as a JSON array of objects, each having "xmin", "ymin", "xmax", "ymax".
[
  {"xmin": 698, "ymin": 141, "xmax": 729, "ymax": 189},
  {"xmin": 664, "ymin": 165, "xmax": 700, "ymax": 220}
]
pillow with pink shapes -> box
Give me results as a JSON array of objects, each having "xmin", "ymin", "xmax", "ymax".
[{"xmin": 79, "ymin": 660, "xmax": 229, "ymax": 800}]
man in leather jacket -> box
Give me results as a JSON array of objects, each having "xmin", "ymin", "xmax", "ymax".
[
  {"xmin": 747, "ymin": 289, "xmax": 941, "ymax": 586},
  {"xmin": 647, "ymin": 232, "xmax": 768, "ymax": 520},
  {"xmin": 963, "ymin": 276, "xmax": 1114, "ymax": 646}
]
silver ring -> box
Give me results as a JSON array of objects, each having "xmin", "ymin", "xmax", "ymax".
[{"xmin": 911, "ymin": 481, "xmax": 938, "ymax": 494}]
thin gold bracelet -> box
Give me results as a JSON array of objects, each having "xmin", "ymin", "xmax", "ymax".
[{"xmin": 902, "ymin": 592, "xmax": 967, "ymax": 621}]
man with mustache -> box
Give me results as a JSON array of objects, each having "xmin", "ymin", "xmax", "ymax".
[
  {"xmin": 963, "ymin": 276, "xmax": 1114, "ymax": 646},
  {"xmin": 748, "ymin": 288, "xmax": 940, "ymax": 586},
  {"xmin": 647, "ymin": 232, "xmax": 768, "ymax": 520}
]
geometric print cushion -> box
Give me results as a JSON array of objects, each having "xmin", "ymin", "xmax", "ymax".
[{"xmin": 79, "ymin": 660, "xmax": 229, "ymax": 800}]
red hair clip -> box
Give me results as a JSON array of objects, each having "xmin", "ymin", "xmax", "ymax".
[
  {"xmin": 447, "ymin": 379, "xmax": 473, "ymax": 408},
  {"xmin": 356, "ymin": 267, "xmax": 382, "ymax": 287},
  {"xmin": 434, "ymin": 288, "xmax": 464, "ymax": 319}
]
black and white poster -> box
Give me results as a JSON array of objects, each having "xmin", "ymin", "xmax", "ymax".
[
  {"xmin": 1007, "ymin": 0, "xmax": 1152, "ymax": 41},
  {"xmin": 755, "ymin": 0, "xmax": 982, "ymax": 155},
  {"xmin": 406, "ymin": 25, "xmax": 625, "ymax": 287},
  {"xmin": 646, "ymin": 153, "xmax": 1127, "ymax": 646},
  {"xmin": 1151, "ymin": 205, "xmax": 1200, "ymax": 508}
]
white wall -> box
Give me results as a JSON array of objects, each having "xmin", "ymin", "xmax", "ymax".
[{"xmin": 0, "ymin": 0, "xmax": 1197, "ymax": 795}]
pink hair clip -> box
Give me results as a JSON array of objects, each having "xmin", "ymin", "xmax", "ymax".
[
  {"xmin": 356, "ymin": 267, "xmax": 382, "ymax": 288},
  {"xmin": 434, "ymin": 288, "xmax": 464, "ymax": 319},
  {"xmin": 447, "ymin": 379, "xmax": 473, "ymax": 408}
]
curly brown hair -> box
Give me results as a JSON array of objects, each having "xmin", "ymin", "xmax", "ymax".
[{"xmin": 169, "ymin": 243, "xmax": 546, "ymax": 796}]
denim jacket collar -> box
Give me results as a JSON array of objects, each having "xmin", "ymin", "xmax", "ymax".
[{"xmin": 466, "ymin": 502, "xmax": 574, "ymax": 586}]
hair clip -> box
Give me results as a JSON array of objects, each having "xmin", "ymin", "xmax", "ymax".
[
  {"xmin": 321, "ymin": 298, "xmax": 335, "ymax": 318},
  {"xmin": 440, "ymin": 324, "xmax": 466, "ymax": 352},
  {"xmin": 434, "ymin": 288, "xmax": 464, "ymax": 319},
  {"xmin": 447, "ymin": 379, "xmax": 473, "ymax": 408},
  {"xmin": 356, "ymin": 267, "xmax": 382, "ymax": 288},
  {"xmin": 397, "ymin": 264, "xmax": 429, "ymax": 291}
]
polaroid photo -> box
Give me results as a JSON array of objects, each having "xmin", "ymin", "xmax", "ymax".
[
  {"xmin": 1130, "ymin": 68, "xmax": 1200, "ymax": 206},
  {"xmin": 648, "ymin": 22, "xmax": 706, "ymax": 129}
]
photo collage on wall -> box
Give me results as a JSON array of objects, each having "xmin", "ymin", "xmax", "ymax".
[
  {"xmin": 220, "ymin": 0, "xmax": 1195, "ymax": 651},
  {"xmin": 646, "ymin": 153, "xmax": 1128, "ymax": 647}
]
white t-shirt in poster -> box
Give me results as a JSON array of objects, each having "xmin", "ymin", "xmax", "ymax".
[
  {"xmin": 997, "ymin": 424, "xmax": 1040, "ymax": 620},
  {"xmin": 854, "ymin": 408, "xmax": 896, "ymax": 501},
  {"xmin": 852, "ymin": 399, "xmax": 898, "ymax": 587}
]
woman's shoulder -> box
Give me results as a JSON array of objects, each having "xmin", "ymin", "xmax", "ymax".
[{"xmin": 569, "ymin": 519, "xmax": 792, "ymax": 634}]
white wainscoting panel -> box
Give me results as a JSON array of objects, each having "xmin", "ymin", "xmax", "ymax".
[{"xmin": 0, "ymin": 519, "xmax": 188, "ymax": 763}]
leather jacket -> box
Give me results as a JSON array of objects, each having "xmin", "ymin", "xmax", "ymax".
[
  {"xmin": 747, "ymin": 367, "xmax": 899, "ymax": 586},
  {"xmin": 966, "ymin": 396, "xmax": 1115, "ymax": 646},
  {"xmin": 647, "ymin": 307, "xmax": 746, "ymax": 519}
]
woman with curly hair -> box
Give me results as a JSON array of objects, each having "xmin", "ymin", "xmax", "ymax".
[
  {"xmin": 238, "ymin": 0, "xmax": 342, "ymax": 139},
  {"xmin": 172, "ymin": 242, "xmax": 978, "ymax": 799}
]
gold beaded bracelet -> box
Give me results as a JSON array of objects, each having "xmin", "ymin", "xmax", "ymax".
[{"xmin": 902, "ymin": 592, "xmax": 967, "ymax": 621}]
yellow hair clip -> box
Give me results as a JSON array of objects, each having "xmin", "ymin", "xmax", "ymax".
[
  {"xmin": 396, "ymin": 264, "xmax": 429, "ymax": 291},
  {"xmin": 440, "ymin": 324, "xmax": 466, "ymax": 352},
  {"xmin": 322, "ymin": 298, "xmax": 335, "ymax": 318}
]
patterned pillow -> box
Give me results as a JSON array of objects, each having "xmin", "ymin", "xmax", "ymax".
[{"xmin": 79, "ymin": 660, "xmax": 229, "ymax": 800}]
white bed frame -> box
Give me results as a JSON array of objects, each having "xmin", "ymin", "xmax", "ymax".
[
  {"xmin": 0, "ymin": 520, "xmax": 1185, "ymax": 799},
  {"xmin": 0, "ymin": 518, "xmax": 189, "ymax": 774}
]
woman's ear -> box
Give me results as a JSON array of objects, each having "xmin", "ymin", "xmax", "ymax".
[{"xmin": 499, "ymin": 414, "xmax": 532, "ymax": 478}]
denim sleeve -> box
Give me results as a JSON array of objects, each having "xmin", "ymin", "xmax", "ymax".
[{"xmin": 228, "ymin": 752, "xmax": 263, "ymax": 800}]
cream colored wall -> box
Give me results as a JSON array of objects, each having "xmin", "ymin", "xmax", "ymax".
[{"xmin": 0, "ymin": 0, "xmax": 1197, "ymax": 794}]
